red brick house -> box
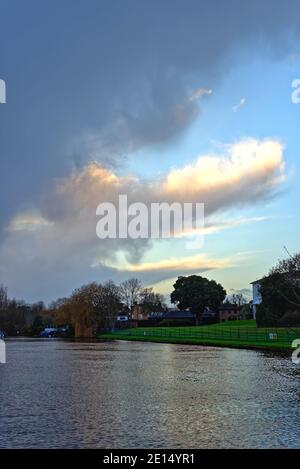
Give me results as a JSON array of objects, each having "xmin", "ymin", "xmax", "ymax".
[{"xmin": 219, "ymin": 303, "xmax": 243, "ymax": 322}]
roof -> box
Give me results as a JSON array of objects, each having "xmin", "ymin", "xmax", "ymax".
[
  {"xmin": 251, "ymin": 271, "xmax": 300, "ymax": 285},
  {"xmin": 219, "ymin": 303, "xmax": 241, "ymax": 310},
  {"xmin": 250, "ymin": 278, "xmax": 264, "ymax": 285},
  {"xmin": 164, "ymin": 310, "xmax": 195, "ymax": 319}
]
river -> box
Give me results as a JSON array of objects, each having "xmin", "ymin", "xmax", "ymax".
[{"xmin": 0, "ymin": 338, "xmax": 299, "ymax": 448}]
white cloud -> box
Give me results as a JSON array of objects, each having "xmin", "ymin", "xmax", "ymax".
[
  {"xmin": 163, "ymin": 139, "xmax": 285, "ymax": 210},
  {"xmin": 106, "ymin": 253, "xmax": 232, "ymax": 274},
  {"xmin": 232, "ymin": 97, "xmax": 246, "ymax": 112},
  {"xmin": 7, "ymin": 213, "xmax": 53, "ymax": 232},
  {"xmin": 189, "ymin": 87, "xmax": 213, "ymax": 102}
]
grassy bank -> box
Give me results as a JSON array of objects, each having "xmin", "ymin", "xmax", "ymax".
[{"xmin": 97, "ymin": 320, "xmax": 300, "ymax": 351}]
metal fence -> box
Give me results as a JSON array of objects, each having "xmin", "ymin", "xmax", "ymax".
[{"xmin": 113, "ymin": 326, "xmax": 299, "ymax": 343}]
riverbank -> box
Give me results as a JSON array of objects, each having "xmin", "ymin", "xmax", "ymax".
[{"xmin": 98, "ymin": 320, "xmax": 299, "ymax": 351}]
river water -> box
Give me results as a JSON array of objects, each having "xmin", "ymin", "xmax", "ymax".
[{"xmin": 0, "ymin": 338, "xmax": 299, "ymax": 448}]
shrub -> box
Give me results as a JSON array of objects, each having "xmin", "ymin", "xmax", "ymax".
[
  {"xmin": 278, "ymin": 311, "xmax": 300, "ymax": 327},
  {"xmin": 158, "ymin": 319, "xmax": 195, "ymax": 327}
]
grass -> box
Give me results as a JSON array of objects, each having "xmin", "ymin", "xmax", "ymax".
[{"xmin": 97, "ymin": 320, "xmax": 300, "ymax": 351}]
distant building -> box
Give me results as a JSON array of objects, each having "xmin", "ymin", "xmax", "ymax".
[
  {"xmin": 200, "ymin": 307, "xmax": 217, "ymax": 324},
  {"xmin": 250, "ymin": 279, "xmax": 263, "ymax": 320},
  {"xmin": 131, "ymin": 305, "xmax": 149, "ymax": 321},
  {"xmin": 219, "ymin": 303, "xmax": 243, "ymax": 322},
  {"xmin": 148, "ymin": 311, "xmax": 166, "ymax": 321},
  {"xmin": 163, "ymin": 309, "xmax": 195, "ymax": 322},
  {"xmin": 138, "ymin": 308, "xmax": 196, "ymax": 324}
]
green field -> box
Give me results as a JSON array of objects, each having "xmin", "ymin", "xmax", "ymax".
[{"xmin": 98, "ymin": 320, "xmax": 300, "ymax": 351}]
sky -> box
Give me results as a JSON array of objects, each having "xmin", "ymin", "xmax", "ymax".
[{"xmin": 0, "ymin": 0, "xmax": 300, "ymax": 303}]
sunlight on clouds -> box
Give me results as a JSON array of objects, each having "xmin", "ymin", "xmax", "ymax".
[
  {"xmin": 7, "ymin": 213, "xmax": 53, "ymax": 232},
  {"xmin": 163, "ymin": 139, "xmax": 285, "ymax": 195},
  {"xmin": 1, "ymin": 137, "xmax": 287, "ymax": 300},
  {"xmin": 106, "ymin": 253, "xmax": 233, "ymax": 273}
]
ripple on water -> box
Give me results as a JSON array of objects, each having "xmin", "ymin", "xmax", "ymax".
[{"xmin": 0, "ymin": 339, "xmax": 299, "ymax": 448}]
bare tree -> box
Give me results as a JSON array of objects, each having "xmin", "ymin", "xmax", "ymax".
[
  {"xmin": 228, "ymin": 293, "xmax": 247, "ymax": 307},
  {"xmin": 97, "ymin": 280, "xmax": 121, "ymax": 329},
  {"xmin": 119, "ymin": 278, "xmax": 142, "ymax": 317},
  {"xmin": 140, "ymin": 287, "xmax": 166, "ymax": 313}
]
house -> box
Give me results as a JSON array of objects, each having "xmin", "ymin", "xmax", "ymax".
[
  {"xmin": 200, "ymin": 307, "xmax": 217, "ymax": 324},
  {"xmin": 219, "ymin": 303, "xmax": 243, "ymax": 322},
  {"xmin": 148, "ymin": 311, "xmax": 166, "ymax": 321},
  {"xmin": 147, "ymin": 309, "xmax": 196, "ymax": 324},
  {"xmin": 250, "ymin": 279, "xmax": 263, "ymax": 320},
  {"xmin": 131, "ymin": 305, "xmax": 149, "ymax": 321}
]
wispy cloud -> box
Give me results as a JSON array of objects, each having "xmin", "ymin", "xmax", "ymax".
[
  {"xmin": 189, "ymin": 87, "xmax": 213, "ymax": 102},
  {"xmin": 286, "ymin": 52, "xmax": 300, "ymax": 64},
  {"xmin": 7, "ymin": 213, "xmax": 53, "ymax": 232},
  {"xmin": 174, "ymin": 215, "xmax": 272, "ymax": 238},
  {"xmin": 232, "ymin": 97, "xmax": 246, "ymax": 112},
  {"xmin": 110, "ymin": 253, "xmax": 233, "ymax": 274}
]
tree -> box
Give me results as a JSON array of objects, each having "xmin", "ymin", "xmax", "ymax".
[
  {"xmin": 171, "ymin": 275, "xmax": 226, "ymax": 325},
  {"xmin": 31, "ymin": 315, "xmax": 45, "ymax": 336},
  {"xmin": 140, "ymin": 288, "xmax": 166, "ymax": 309},
  {"xmin": 0, "ymin": 285, "xmax": 9, "ymax": 331},
  {"xmin": 240, "ymin": 303, "xmax": 252, "ymax": 320},
  {"xmin": 138, "ymin": 288, "xmax": 167, "ymax": 316},
  {"xmin": 0, "ymin": 297, "xmax": 28, "ymax": 336},
  {"xmin": 269, "ymin": 251, "xmax": 300, "ymax": 309},
  {"xmin": 54, "ymin": 281, "xmax": 121, "ymax": 337},
  {"xmin": 96, "ymin": 281, "xmax": 121, "ymax": 329},
  {"xmin": 256, "ymin": 251, "xmax": 300, "ymax": 326},
  {"xmin": 226, "ymin": 293, "xmax": 247, "ymax": 306},
  {"xmin": 67, "ymin": 283, "xmax": 103, "ymax": 337},
  {"xmin": 119, "ymin": 278, "xmax": 142, "ymax": 317},
  {"xmin": 0, "ymin": 284, "xmax": 8, "ymax": 312}
]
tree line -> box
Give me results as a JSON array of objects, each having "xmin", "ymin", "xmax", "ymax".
[
  {"xmin": 0, "ymin": 274, "xmax": 247, "ymax": 337},
  {"xmin": 0, "ymin": 279, "xmax": 166, "ymax": 337},
  {"xmin": 0, "ymin": 285, "xmax": 49, "ymax": 336},
  {"xmin": 2, "ymin": 249, "xmax": 298, "ymax": 337}
]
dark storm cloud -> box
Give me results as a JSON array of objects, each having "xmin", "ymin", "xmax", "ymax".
[
  {"xmin": 0, "ymin": 0, "xmax": 299, "ymax": 229},
  {"xmin": 0, "ymin": 0, "xmax": 299, "ymax": 300}
]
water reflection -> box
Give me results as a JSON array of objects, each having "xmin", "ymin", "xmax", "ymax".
[{"xmin": 0, "ymin": 338, "xmax": 299, "ymax": 448}]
